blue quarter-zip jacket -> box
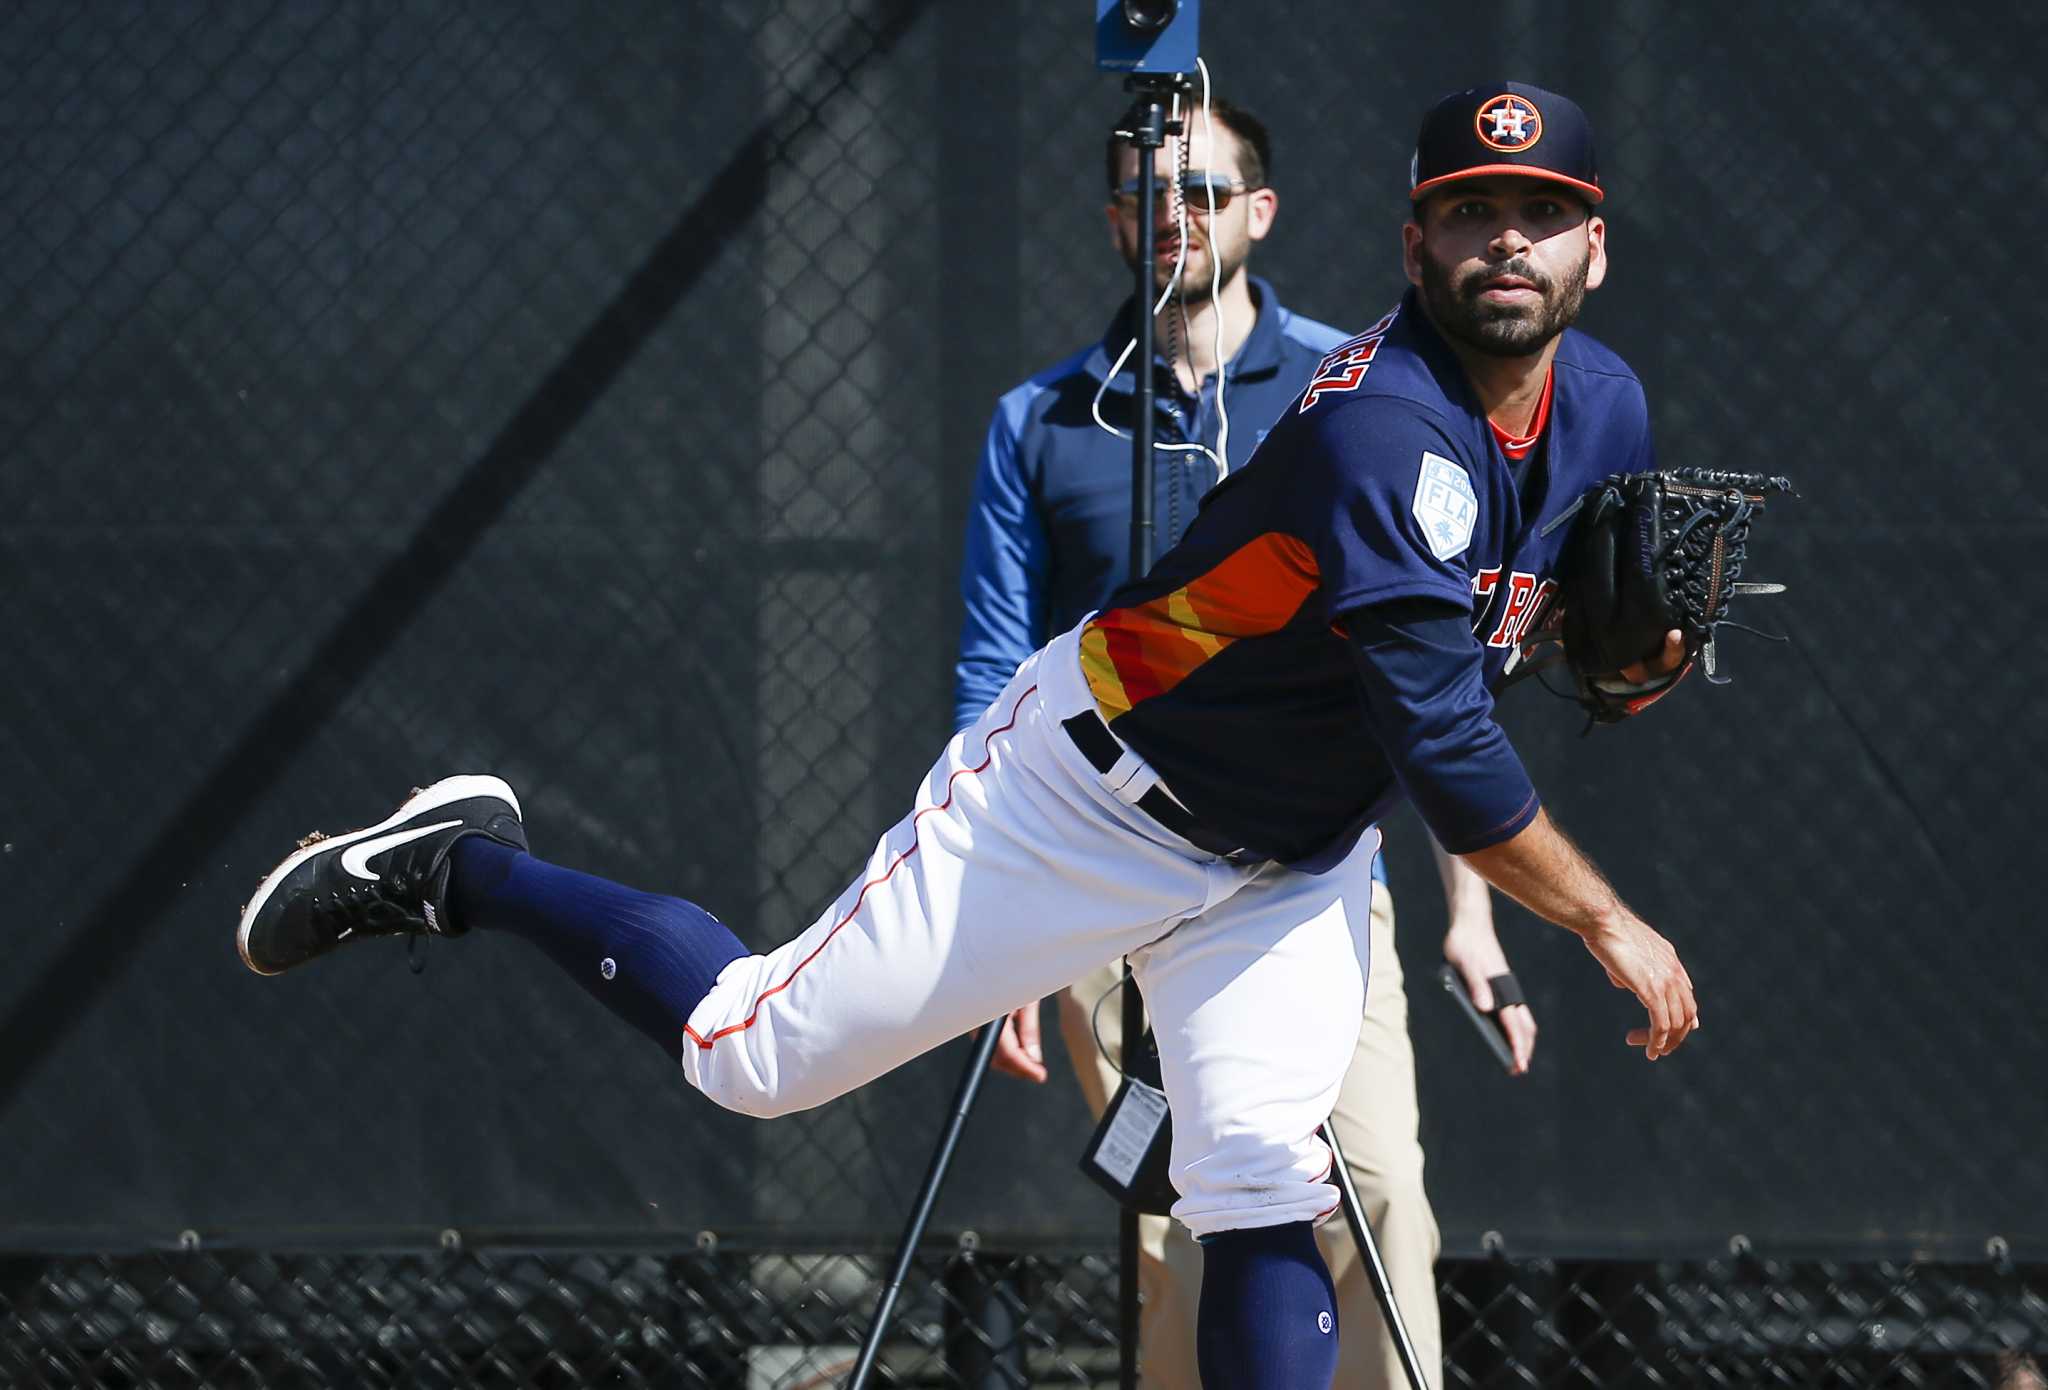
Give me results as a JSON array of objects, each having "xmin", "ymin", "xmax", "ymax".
[{"xmin": 953, "ymin": 276, "xmax": 1348, "ymax": 729}]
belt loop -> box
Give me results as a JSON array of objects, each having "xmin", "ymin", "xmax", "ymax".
[
  {"xmin": 1106, "ymin": 752, "xmax": 1162, "ymax": 806},
  {"xmin": 1104, "ymin": 749, "xmax": 1145, "ymax": 793},
  {"xmin": 1061, "ymin": 710, "xmax": 1255, "ymax": 863}
]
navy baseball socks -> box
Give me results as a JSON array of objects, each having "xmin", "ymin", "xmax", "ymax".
[
  {"xmin": 447, "ymin": 837, "xmax": 744, "ymax": 1060},
  {"xmin": 237, "ymin": 776, "xmax": 747, "ymax": 1061},
  {"xmin": 1196, "ymin": 1221, "xmax": 1342, "ymax": 1389}
]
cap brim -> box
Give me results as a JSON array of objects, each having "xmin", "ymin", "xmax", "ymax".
[{"xmin": 1410, "ymin": 165, "xmax": 1604, "ymax": 205}]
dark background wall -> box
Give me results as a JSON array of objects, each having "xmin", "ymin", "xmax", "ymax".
[{"xmin": 2, "ymin": 0, "xmax": 2040, "ymax": 1259}]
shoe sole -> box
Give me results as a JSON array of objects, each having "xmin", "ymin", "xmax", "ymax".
[{"xmin": 236, "ymin": 774, "xmax": 522, "ymax": 977}]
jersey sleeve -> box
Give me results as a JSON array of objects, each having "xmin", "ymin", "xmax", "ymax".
[
  {"xmin": 952, "ymin": 402, "xmax": 1050, "ymax": 731},
  {"xmin": 1625, "ymin": 381, "xmax": 1657, "ymax": 476},
  {"xmin": 1278, "ymin": 396, "xmax": 1483, "ymax": 621},
  {"xmin": 1341, "ymin": 597, "xmax": 1540, "ymax": 854}
]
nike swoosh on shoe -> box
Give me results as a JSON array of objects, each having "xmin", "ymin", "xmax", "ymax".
[{"xmin": 339, "ymin": 820, "xmax": 464, "ymax": 881}]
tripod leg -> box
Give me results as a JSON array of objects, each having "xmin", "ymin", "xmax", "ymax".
[
  {"xmin": 847, "ymin": 1021, "xmax": 1006, "ymax": 1390},
  {"xmin": 1320, "ymin": 1121, "xmax": 1432, "ymax": 1390},
  {"xmin": 1118, "ymin": 968, "xmax": 1143, "ymax": 1390}
]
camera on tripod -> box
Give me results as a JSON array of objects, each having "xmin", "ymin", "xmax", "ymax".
[{"xmin": 1094, "ymin": 0, "xmax": 1199, "ymax": 74}]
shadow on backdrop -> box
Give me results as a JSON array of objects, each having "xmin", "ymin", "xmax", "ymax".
[{"xmin": 0, "ymin": 0, "xmax": 935, "ymax": 1114}]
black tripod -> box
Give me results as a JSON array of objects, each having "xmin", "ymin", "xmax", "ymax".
[{"xmin": 845, "ymin": 79, "xmax": 1428, "ymax": 1390}]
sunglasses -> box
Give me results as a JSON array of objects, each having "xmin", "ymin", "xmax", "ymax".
[{"xmin": 1112, "ymin": 171, "xmax": 1260, "ymax": 215}]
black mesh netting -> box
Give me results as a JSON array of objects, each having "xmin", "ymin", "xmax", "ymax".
[
  {"xmin": 2, "ymin": 0, "xmax": 2043, "ymax": 1384},
  {"xmin": 3, "ymin": 1246, "xmax": 2044, "ymax": 1388}
]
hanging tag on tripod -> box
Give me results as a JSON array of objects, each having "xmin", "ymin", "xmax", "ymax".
[{"xmin": 1078, "ymin": 1028, "xmax": 1180, "ymax": 1215}]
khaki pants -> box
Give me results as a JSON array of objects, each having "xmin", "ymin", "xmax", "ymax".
[{"xmin": 1058, "ymin": 880, "xmax": 1441, "ymax": 1390}]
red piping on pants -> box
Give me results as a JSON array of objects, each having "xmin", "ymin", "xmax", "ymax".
[{"xmin": 683, "ymin": 684, "xmax": 1040, "ymax": 1050}]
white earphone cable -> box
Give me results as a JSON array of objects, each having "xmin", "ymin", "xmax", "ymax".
[{"xmin": 1090, "ymin": 57, "xmax": 1231, "ymax": 483}]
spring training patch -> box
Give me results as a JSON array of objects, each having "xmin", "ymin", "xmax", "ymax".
[{"xmin": 1412, "ymin": 451, "xmax": 1478, "ymax": 560}]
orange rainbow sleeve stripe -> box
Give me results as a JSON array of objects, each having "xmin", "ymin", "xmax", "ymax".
[{"xmin": 1081, "ymin": 532, "xmax": 1321, "ymax": 719}]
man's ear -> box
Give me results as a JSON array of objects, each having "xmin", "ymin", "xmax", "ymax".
[
  {"xmin": 1584, "ymin": 214, "xmax": 1607, "ymax": 291},
  {"xmin": 1401, "ymin": 219, "xmax": 1426, "ymax": 289},
  {"xmin": 1245, "ymin": 186, "xmax": 1278, "ymax": 243}
]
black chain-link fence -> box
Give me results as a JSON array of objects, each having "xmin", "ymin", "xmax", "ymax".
[
  {"xmin": 6, "ymin": 1245, "xmax": 2045, "ymax": 1388},
  {"xmin": 5, "ymin": 0, "xmax": 2043, "ymax": 1384}
]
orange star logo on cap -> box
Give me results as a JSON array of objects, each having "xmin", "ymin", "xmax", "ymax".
[{"xmin": 1474, "ymin": 93, "xmax": 1542, "ymax": 152}]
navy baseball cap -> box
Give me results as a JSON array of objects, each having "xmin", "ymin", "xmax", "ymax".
[{"xmin": 1409, "ymin": 82, "xmax": 1602, "ymax": 205}]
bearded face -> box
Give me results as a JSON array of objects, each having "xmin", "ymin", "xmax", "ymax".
[
  {"xmin": 1405, "ymin": 184, "xmax": 1603, "ymax": 358},
  {"xmin": 1106, "ymin": 119, "xmax": 1274, "ymax": 311},
  {"xmin": 1416, "ymin": 235, "xmax": 1591, "ymax": 357},
  {"xmin": 1119, "ymin": 210, "xmax": 1253, "ymax": 306}
]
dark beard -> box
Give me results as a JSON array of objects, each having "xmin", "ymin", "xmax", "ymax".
[
  {"xmin": 1123, "ymin": 235, "xmax": 1245, "ymax": 306},
  {"xmin": 1418, "ymin": 247, "xmax": 1589, "ymax": 357}
]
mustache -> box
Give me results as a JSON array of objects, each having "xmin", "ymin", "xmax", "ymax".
[{"xmin": 1458, "ymin": 259, "xmax": 1551, "ymax": 296}]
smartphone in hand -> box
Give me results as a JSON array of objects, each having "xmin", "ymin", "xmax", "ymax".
[{"xmin": 1437, "ymin": 964, "xmax": 1518, "ymax": 1075}]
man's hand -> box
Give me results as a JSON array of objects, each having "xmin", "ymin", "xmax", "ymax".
[
  {"xmin": 1580, "ymin": 916, "xmax": 1698, "ymax": 1060},
  {"xmin": 1619, "ymin": 628, "xmax": 1685, "ymax": 684},
  {"xmin": 1433, "ymin": 839, "xmax": 1537, "ymax": 1074},
  {"xmin": 984, "ymin": 998, "xmax": 1048, "ymax": 1083},
  {"xmin": 1457, "ymin": 808, "xmax": 1701, "ymax": 1063},
  {"xmin": 1443, "ymin": 924, "xmax": 1538, "ymax": 1075}
]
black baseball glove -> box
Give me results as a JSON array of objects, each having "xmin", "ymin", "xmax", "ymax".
[{"xmin": 1531, "ymin": 468, "xmax": 1795, "ymax": 724}]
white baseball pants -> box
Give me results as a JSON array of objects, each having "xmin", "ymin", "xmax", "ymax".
[{"xmin": 680, "ymin": 622, "xmax": 1380, "ymax": 1237}]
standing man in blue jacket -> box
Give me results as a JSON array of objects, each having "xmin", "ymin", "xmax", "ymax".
[{"xmin": 952, "ymin": 96, "xmax": 1535, "ymax": 1390}]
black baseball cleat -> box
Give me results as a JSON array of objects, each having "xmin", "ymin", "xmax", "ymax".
[{"xmin": 237, "ymin": 775, "xmax": 527, "ymax": 976}]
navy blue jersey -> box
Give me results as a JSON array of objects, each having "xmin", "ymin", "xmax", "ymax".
[{"xmin": 1079, "ymin": 288, "xmax": 1655, "ymax": 870}]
